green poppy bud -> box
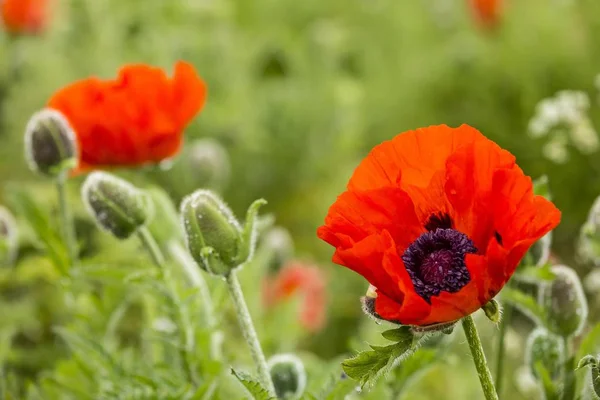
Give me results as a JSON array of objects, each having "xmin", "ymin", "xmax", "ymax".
[
  {"xmin": 525, "ymin": 328, "xmax": 564, "ymax": 380},
  {"xmin": 539, "ymin": 265, "xmax": 588, "ymax": 338},
  {"xmin": 262, "ymin": 226, "xmax": 294, "ymax": 273},
  {"xmin": 82, "ymin": 172, "xmax": 153, "ymax": 239},
  {"xmin": 0, "ymin": 206, "xmax": 18, "ymax": 266},
  {"xmin": 24, "ymin": 109, "xmax": 78, "ymax": 177},
  {"xmin": 268, "ymin": 354, "xmax": 306, "ymax": 400},
  {"xmin": 181, "ymin": 190, "xmax": 266, "ymax": 276},
  {"xmin": 186, "ymin": 138, "xmax": 230, "ymax": 191},
  {"xmin": 577, "ymin": 355, "xmax": 600, "ymax": 398},
  {"xmin": 482, "ymin": 299, "xmax": 502, "ymax": 324}
]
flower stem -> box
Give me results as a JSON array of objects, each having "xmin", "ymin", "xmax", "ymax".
[
  {"xmin": 56, "ymin": 173, "xmax": 77, "ymax": 270},
  {"xmin": 494, "ymin": 304, "xmax": 512, "ymax": 395},
  {"xmin": 462, "ymin": 315, "xmax": 499, "ymax": 400},
  {"xmin": 225, "ymin": 271, "xmax": 276, "ymax": 396},
  {"xmin": 137, "ymin": 227, "xmax": 198, "ymax": 386},
  {"xmin": 169, "ymin": 241, "xmax": 222, "ymax": 360}
]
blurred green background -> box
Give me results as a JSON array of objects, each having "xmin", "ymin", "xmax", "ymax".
[{"xmin": 2, "ymin": 0, "xmax": 600, "ymax": 398}]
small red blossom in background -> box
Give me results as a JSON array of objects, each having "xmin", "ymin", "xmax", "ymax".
[
  {"xmin": 318, "ymin": 124, "xmax": 560, "ymax": 326},
  {"xmin": 1, "ymin": 0, "xmax": 50, "ymax": 35},
  {"xmin": 263, "ymin": 261, "xmax": 327, "ymax": 332},
  {"xmin": 469, "ymin": 0, "xmax": 502, "ymax": 28},
  {"xmin": 47, "ymin": 61, "xmax": 207, "ymax": 174}
]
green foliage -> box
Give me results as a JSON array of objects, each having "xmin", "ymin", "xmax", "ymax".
[{"xmin": 232, "ymin": 369, "xmax": 276, "ymax": 400}]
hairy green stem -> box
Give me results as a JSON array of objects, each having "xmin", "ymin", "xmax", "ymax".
[
  {"xmin": 169, "ymin": 241, "xmax": 222, "ymax": 360},
  {"xmin": 225, "ymin": 271, "xmax": 276, "ymax": 396},
  {"xmin": 57, "ymin": 173, "xmax": 77, "ymax": 271},
  {"xmin": 494, "ymin": 304, "xmax": 512, "ymax": 395},
  {"xmin": 462, "ymin": 315, "xmax": 499, "ymax": 400},
  {"xmin": 137, "ymin": 227, "xmax": 198, "ymax": 386}
]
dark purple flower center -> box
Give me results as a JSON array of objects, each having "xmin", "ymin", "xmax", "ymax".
[{"xmin": 402, "ymin": 228, "xmax": 477, "ymax": 303}]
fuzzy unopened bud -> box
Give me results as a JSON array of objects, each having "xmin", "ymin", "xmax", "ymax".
[
  {"xmin": 181, "ymin": 190, "xmax": 265, "ymax": 276},
  {"xmin": 82, "ymin": 172, "xmax": 153, "ymax": 239},
  {"xmin": 0, "ymin": 207, "xmax": 18, "ymax": 266},
  {"xmin": 186, "ymin": 139, "xmax": 230, "ymax": 190},
  {"xmin": 263, "ymin": 226, "xmax": 294, "ymax": 273},
  {"xmin": 577, "ymin": 355, "xmax": 600, "ymax": 398},
  {"xmin": 539, "ymin": 265, "xmax": 588, "ymax": 338},
  {"xmin": 268, "ymin": 354, "xmax": 306, "ymax": 400},
  {"xmin": 525, "ymin": 328, "xmax": 564, "ymax": 380},
  {"xmin": 24, "ymin": 109, "xmax": 78, "ymax": 177},
  {"xmin": 482, "ymin": 299, "xmax": 502, "ymax": 324}
]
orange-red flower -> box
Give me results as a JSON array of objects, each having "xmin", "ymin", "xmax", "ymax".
[
  {"xmin": 1, "ymin": 0, "xmax": 50, "ymax": 35},
  {"xmin": 47, "ymin": 61, "xmax": 207, "ymax": 174},
  {"xmin": 317, "ymin": 124, "xmax": 560, "ymax": 326},
  {"xmin": 469, "ymin": 0, "xmax": 502, "ymax": 28},
  {"xmin": 263, "ymin": 261, "xmax": 327, "ymax": 332}
]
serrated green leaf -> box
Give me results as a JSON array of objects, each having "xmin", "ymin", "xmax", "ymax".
[
  {"xmin": 231, "ymin": 369, "xmax": 276, "ymax": 400},
  {"xmin": 342, "ymin": 329, "xmax": 421, "ymax": 388},
  {"xmin": 381, "ymin": 326, "xmax": 412, "ymax": 343},
  {"xmin": 499, "ymin": 287, "xmax": 546, "ymax": 326}
]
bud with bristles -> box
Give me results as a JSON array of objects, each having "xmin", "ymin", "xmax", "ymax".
[
  {"xmin": 181, "ymin": 189, "xmax": 266, "ymax": 276},
  {"xmin": 525, "ymin": 328, "xmax": 564, "ymax": 380},
  {"xmin": 82, "ymin": 172, "xmax": 153, "ymax": 239},
  {"xmin": 539, "ymin": 265, "xmax": 588, "ymax": 338},
  {"xmin": 24, "ymin": 109, "xmax": 78, "ymax": 177},
  {"xmin": 482, "ymin": 299, "xmax": 502, "ymax": 324},
  {"xmin": 267, "ymin": 354, "xmax": 306, "ymax": 400},
  {"xmin": 0, "ymin": 206, "xmax": 18, "ymax": 266}
]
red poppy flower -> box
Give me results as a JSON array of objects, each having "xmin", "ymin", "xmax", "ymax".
[
  {"xmin": 469, "ymin": 0, "xmax": 502, "ymax": 28},
  {"xmin": 317, "ymin": 124, "xmax": 560, "ymax": 326},
  {"xmin": 1, "ymin": 0, "xmax": 50, "ymax": 35},
  {"xmin": 263, "ymin": 261, "xmax": 327, "ymax": 332},
  {"xmin": 47, "ymin": 61, "xmax": 207, "ymax": 174}
]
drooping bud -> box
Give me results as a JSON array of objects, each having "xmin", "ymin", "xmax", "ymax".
[
  {"xmin": 539, "ymin": 265, "xmax": 588, "ymax": 338},
  {"xmin": 82, "ymin": 172, "xmax": 153, "ymax": 239},
  {"xmin": 482, "ymin": 299, "xmax": 502, "ymax": 324},
  {"xmin": 181, "ymin": 189, "xmax": 266, "ymax": 276},
  {"xmin": 24, "ymin": 109, "xmax": 78, "ymax": 177},
  {"xmin": 577, "ymin": 355, "xmax": 600, "ymax": 398},
  {"xmin": 185, "ymin": 139, "xmax": 231, "ymax": 191},
  {"xmin": 267, "ymin": 354, "xmax": 307, "ymax": 400},
  {"xmin": 262, "ymin": 226, "xmax": 294, "ymax": 273},
  {"xmin": 0, "ymin": 206, "xmax": 18, "ymax": 266},
  {"xmin": 525, "ymin": 328, "xmax": 564, "ymax": 380}
]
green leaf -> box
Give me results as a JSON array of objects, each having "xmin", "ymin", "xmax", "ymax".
[
  {"xmin": 578, "ymin": 323, "xmax": 600, "ymax": 361},
  {"xmin": 577, "ymin": 355, "xmax": 600, "ymax": 398},
  {"xmin": 6, "ymin": 188, "xmax": 69, "ymax": 274},
  {"xmin": 515, "ymin": 264, "xmax": 556, "ymax": 283},
  {"xmin": 381, "ymin": 326, "xmax": 413, "ymax": 343},
  {"xmin": 533, "ymin": 361, "xmax": 559, "ymax": 400},
  {"xmin": 231, "ymin": 369, "xmax": 275, "ymax": 400},
  {"xmin": 342, "ymin": 328, "xmax": 422, "ymax": 388},
  {"xmin": 499, "ymin": 287, "xmax": 546, "ymax": 326}
]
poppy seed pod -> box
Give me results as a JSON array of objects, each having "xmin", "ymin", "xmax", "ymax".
[
  {"xmin": 539, "ymin": 265, "xmax": 588, "ymax": 338},
  {"xmin": 24, "ymin": 109, "xmax": 78, "ymax": 177},
  {"xmin": 181, "ymin": 189, "xmax": 266, "ymax": 276},
  {"xmin": 0, "ymin": 206, "xmax": 18, "ymax": 266},
  {"xmin": 267, "ymin": 354, "xmax": 307, "ymax": 400},
  {"xmin": 525, "ymin": 328, "xmax": 564, "ymax": 380},
  {"xmin": 82, "ymin": 172, "xmax": 153, "ymax": 239}
]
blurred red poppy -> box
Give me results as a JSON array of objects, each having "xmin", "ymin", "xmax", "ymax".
[
  {"xmin": 263, "ymin": 261, "xmax": 327, "ymax": 332},
  {"xmin": 318, "ymin": 124, "xmax": 560, "ymax": 326},
  {"xmin": 1, "ymin": 0, "xmax": 50, "ymax": 35},
  {"xmin": 47, "ymin": 61, "xmax": 207, "ymax": 174},
  {"xmin": 469, "ymin": 0, "xmax": 502, "ymax": 28}
]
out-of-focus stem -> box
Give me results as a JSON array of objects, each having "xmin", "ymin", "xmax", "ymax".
[{"xmin": 56, "ymin": 172, "xmax": 77, "ymax": 271}]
